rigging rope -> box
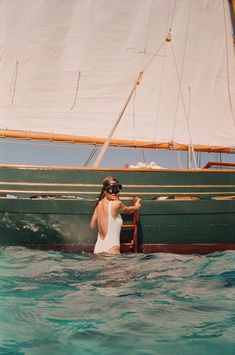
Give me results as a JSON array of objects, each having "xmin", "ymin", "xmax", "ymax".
[
  {"xmin": 142, "ymin": 0, "xmax": 154, "ymax": 67},
  {"xmin": 154, "ymin": 0, "xmax": 173, "ymax": 141},
  {"xmin": 170, "ymin": 42, "xmax": 198, "ymax": 169},
  {"xmin": 171, "ymin": 0, "xmax": 191, "ymax": 142},
  {"xmin": 70, "ymin": 70, "xmax": 81, "ymax": 111},
  {"xmin": 169, "ymin": 0, "xmax": 198, "ymax": 169},
  {"xmin": 169, "ymin": 0, "xmax": 177, "ymax": 30},
  {"xmin": 132, "ymin": 88, "xmax": 137, "ymax": 134},
  {"xmin": 177, "ymin": 150, "xmax": 183, "ymax": 169},
  {"xmin": 132, "ymin": 0, "xmax": 153, "ymax": 136},
  {"xmin": 84, "ymin": 146, "xmax": 98, "ymax": 167},
  {"xmin": 10, "ymin": 60, "xmax": 19, "ymax": 104},
  {"xmin": 141, "ymin": 149, "xmax": 146, "ymax": 164}
]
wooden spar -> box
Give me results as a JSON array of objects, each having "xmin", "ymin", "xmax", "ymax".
[
  {"xmin": 0, "ymin": 128, "xmax": 233, "ymax": 154},
  {"xmin": 93, "ymin": 72, "xmax": 143, "ymax": 167}
]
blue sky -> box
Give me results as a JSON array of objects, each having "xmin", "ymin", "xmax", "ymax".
[{"xmin": 0, "ymin": 139, "xmax": 234, "ymax": 169}]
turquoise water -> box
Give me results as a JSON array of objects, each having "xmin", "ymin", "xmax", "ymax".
[{"xmin": 0, "ymin": 248, "xmax": 235, "ymax": 355}]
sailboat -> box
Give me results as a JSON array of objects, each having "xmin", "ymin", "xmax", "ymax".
[{"xmin": 0, "ymin": 0, "xmax": 235, "ymax": 254}]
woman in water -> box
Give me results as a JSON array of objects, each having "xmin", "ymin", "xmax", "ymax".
[{"xmin": 90, "ymin": 176, "xmax": 141, "ymax": 254}]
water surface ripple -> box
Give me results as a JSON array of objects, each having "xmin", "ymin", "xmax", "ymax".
[{"xmin": 0, "ymin": 247, "xmax": 235, "ymax": 354}]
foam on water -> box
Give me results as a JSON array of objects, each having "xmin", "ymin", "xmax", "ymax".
[{"xmin": 0, "ymin": 247, "xmax": 235, "ymax": 354}]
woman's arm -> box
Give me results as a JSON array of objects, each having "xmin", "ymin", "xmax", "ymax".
[
  {"xmin": 90, "ymin": 207, "xmax": 98, "ymax": 229},
  {"xmin": 116, "ymin": 197, "xmax": 141, "ymax": 215}
]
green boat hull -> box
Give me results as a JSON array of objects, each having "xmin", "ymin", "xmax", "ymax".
[{"xmin": 0, "ymin": 165, "xmax": 235, "ymax": 254}]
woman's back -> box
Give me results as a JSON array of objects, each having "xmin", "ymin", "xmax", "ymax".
[
  {"xmin": 94, "ymin": 201, "xmax": 123, "ymax": 254},
  {"xmin": 96, "ymin": 199, "xmax": 120, "ymax": 239}
]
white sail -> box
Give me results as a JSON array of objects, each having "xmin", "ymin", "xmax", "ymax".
[{"xmin": 0, "ymin": 0, "xmax": 235, "ymax": 151}]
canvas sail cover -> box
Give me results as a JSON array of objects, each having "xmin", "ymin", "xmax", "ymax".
[{"xmin": 0, "ymin": 0, "xmax": 235, "ymax": 151}]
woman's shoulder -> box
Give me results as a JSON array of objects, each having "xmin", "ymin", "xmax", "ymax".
[
  {"xmin": 112, "ymin": 199, "xmax": 122, "ymax": 206},
  {"xmin": 111, "ymin": 199, "xmax": 122, "ymax": 212}
]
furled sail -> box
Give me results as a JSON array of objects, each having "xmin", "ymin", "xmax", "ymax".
[{"xmin": 0, "ymin": 0, "xmax": 235, "ymax": 152}]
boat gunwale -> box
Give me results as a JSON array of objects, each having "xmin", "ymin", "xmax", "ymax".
[{"xmin": 0, "ymin": 164, "xmax": 235, "ymax": 173}]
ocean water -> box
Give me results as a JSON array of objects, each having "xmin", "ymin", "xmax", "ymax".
[{"xmin": 0, "ymin": 248, "xmax": 235, "ymax": 355}]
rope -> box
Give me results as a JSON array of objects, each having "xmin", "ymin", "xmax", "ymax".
[
  {"xmin": 70, "ymin": 70, "xmax": 81, "ymax": 111},
  {"xmin": 187, "ymin": 85, "xmax": 198, "ymax": 168},
  {"xmin": 141, "ymin": 149, "xmax": 146, "ymax": 163},
  {"xmin": 132, "ymin": 0, "xmax": 153, "ymax": 137},
  {"xmin": 142, "ymin": 0, "xmax": 154, "ymax": 66},
  {"xmin": 171, "ymin": 0, "xmax": 191, "ymax": 141},
  {"xmin": 142, "ymin": 39, "xmax": 166, "ymax": 74},
  {"xmin": 84, "ymin": 146, "xmax": 98, "ymax": 167},
  {"xmin": 10, "ymin": 60, "xmax": 19, "ymax": 104},
  {"xmin": 169, "ymin": 0, "xmax": 198, "ymax": 169},
  {"xmin": 154, "ymin": 0, "xmax": 173, "ymax": 140},
  {"xmin": 132, "ymin": 88, "xmax": 137, "ymax": 134},
  {"xmin": 170, "ymin": 43, "xmax": 198, "ymax": 168},
  {"xmin": 177, "ymin": 150, "xmax": 183, "ymax": 169}
]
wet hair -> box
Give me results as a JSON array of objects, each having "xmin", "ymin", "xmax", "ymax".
[{"xmin": 96, "ymin": 176, "xmax": 119, "ymax": 205}]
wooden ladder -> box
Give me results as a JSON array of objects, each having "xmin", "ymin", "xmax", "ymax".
[{"xmin": 120, "ymin": 197, "xmax": 139, "ymax": 253}]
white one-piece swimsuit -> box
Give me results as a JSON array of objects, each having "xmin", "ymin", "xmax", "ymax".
[{"xmin": 94, "ymin": 201, "xmax": 123, "ymax": 254}]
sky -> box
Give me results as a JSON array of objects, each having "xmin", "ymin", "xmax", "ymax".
[{"xmin": 0, "ymin": 139, "xmax": 235, "ymax": 169}]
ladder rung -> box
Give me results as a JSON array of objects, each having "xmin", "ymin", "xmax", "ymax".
[
  {"xmin": 120, "ymin": 197, "xmax": 139, "ymax": 253},
  {"xmin": 122, "ymin": 224, "xmax": 135, "ymax": 229}
]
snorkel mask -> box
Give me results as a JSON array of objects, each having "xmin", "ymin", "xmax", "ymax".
[{"xmin": 104, "ymin": 183, "xmax": 122, "ymax": 195}]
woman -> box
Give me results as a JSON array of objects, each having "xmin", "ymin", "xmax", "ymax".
[{"xmin": 90, "ymin": 176, "xmax": 141, "ymax": 254}]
